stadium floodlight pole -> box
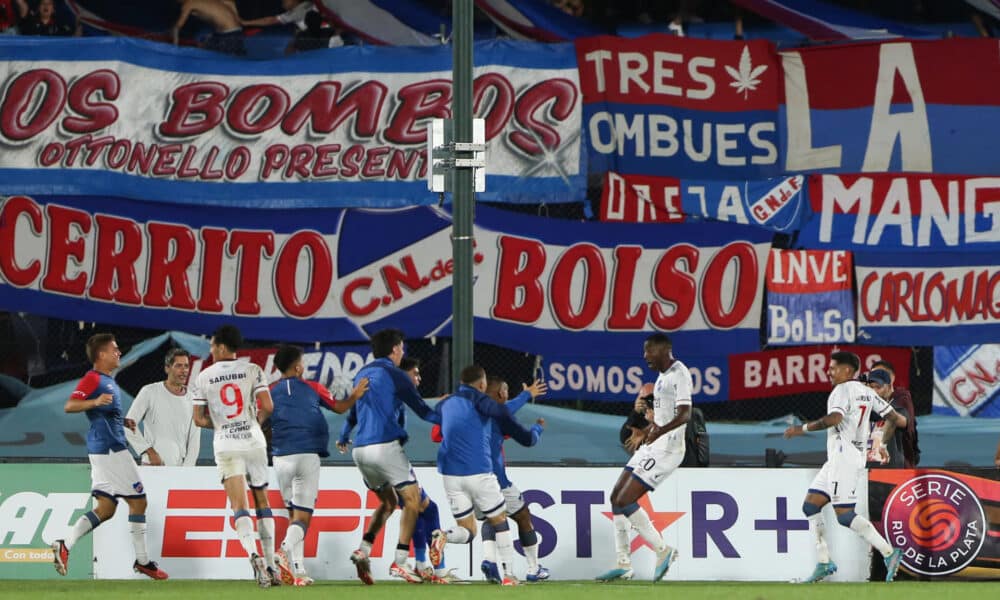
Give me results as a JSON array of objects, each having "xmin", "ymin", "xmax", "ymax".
[{"xmin": 451, "ymin": 0, "xmax": 475, "ymax": 382}]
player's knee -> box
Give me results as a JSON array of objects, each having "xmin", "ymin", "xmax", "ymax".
[
  {"xmin": 481, "ymin": 521, "xmax": 496, "ymax": 541},
  {"xmin": 802, "ymin": 502, "xmax": 822, "ymax": 517},
  {"xmin": 836, "ymin": 510, "xmax": 858, "ymax": 528},
  {"xmin": 492, "ymin": 520, "xmax": 510, "ymax": 533}
]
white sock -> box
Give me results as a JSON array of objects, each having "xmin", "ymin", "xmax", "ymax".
[
  {"xmin": 65, "ymin": 513, "xmax": 96, "ymax": 550},
  {"xmin": 281, "ymin": 522, "xmax": 305, "ymax": 556},
  {"xmin": 483, "ymin": 538, "xmax": 498, "ymax": 563},
  {"xmin": 627, "ymin": 508, "xmax": 667, "ymax": 553},
  {"xmin": 808, "ymin": 514, "xmax": 831, "ymax": 563},
  {"xmin": 394, "ymin": 547, "xmax": 409, "ymax": 566},
  {"xmin": 848, "ymin": 514, "xmax": 892, "ymax": 557},
  {"xmin": 523, "ymin": 541, "xmax": 539, "ymax": 572},
  {"xmin": 128, "ymin": 516, "xmax": 149, "ymax": 564},
  {"xmin": 293, "ymin": 537, "xmax": 306, "ymax": 574},
  {"xmin": 495, "ymin": 528, "xmax": 515, "ymax": 578},
  {"xmin": 359, "ymin": 540, "xmax": 373, "ymax": 557},
  {"xmin": 234, "ymin": 515, "xmax": 258, "ymax": 557},
  {"xmin": 257, "ymin": 515, "xmax": 276, "ymax": 567},
  {"xmin": 446, "ymin": 527, "xmax": 472, "ymax": 544},
  {"xmin": 613, "ymin": 514, "xmax": 631, "ymax": 565}
]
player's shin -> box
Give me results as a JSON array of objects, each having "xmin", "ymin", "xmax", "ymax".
[
  {"xmin": 128, "ymin": 514, "xmax": 149, "ymax": 565},
  {"xmin": 66, "ymin": 511, "xmax": 100, "ymax": 549},
  {"xmin": 234, "ymin": 510, "xmax": 258, "ymax": 557},
  {"xmin": 282, "ymin": 520, "xmax": 306, "ymax": 555},
  {"xmin": 481, "ymin": 520, "xmax": 498, "ymax": 563},
  {"xmin": 493, "ymin": 521, "xmax": 515, "ymax": 577},
  {"xmin": 626, "ymin": 505, "xmax": 667, "ymax": 553},
  {"xmin": 846, "ymin": 513, "xmax": 893, "ymax": 557},
  {"xmin": 807, "ymin": 513, "xmax": 831, "ymax": 563},
  {"xmin": 520, "ymin": 528, "xmax": 539, "ymax": 571},
  {"xmin": 612, "ymin": 514, "xmax": 631, "ymax": 565},
  {"xmin": 257, "ymin": 508, "xmax": 276, "ymax": 566}
]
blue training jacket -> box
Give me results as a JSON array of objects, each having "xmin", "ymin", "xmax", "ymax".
[{"xmin": 351, "ymin": 358, "xmax": 439, "ymax": 448}]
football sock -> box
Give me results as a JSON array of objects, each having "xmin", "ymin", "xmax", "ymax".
[
  {"xmin": 359, "ymin": 540, "xmax": 373, "ymax": 557},
  {"xmin": 281, "ymin": 521, "xmax": 306, "ymax": 556},
  {"xmin": 256, "ymin": 509, "xmax": 276, "ymax": 567},
  {"xmin": 613, "ymin": 514, "xmax": 631, "ymax": 565},
  {"xmin": 234, "ymin": 512, "xmax": 257, "ymax": 558},
  {"xmin": 293, "ymin": 536, "xmax": 306, "ymax": 574},
  {"xmin": 482, "ymin": 520, "xmax": 498, "ymax": 563},
  {"xmin": 412, "ymin": 514, "xmax": 428, "ymax": 564},
  {"xmin": 127, "ymin": 514, "xmax": 149, "ymax": 565},
  {"xmin": 494, "ymin": 521, "xmax": 515, "ymax": 577},
  {"xmin": 848, "ymin": 515, "xmax": 893, "ymax": 557},
  {"xmin": 808, "ymin": 513, "xmax": 831, "ymax": 563},
  {"xmin": 627, "ymin": 508, "xmax": 667, "ymax": 553},
  {"xmin": 395, "ymin": 544, "xmax": 410, "ymax": 567},
  {"xmin": 520, "ymin": 528, "xmax": 539, "ymax": 571},
  {"xmin": 65, "ymin": 511, "xmax": 100, "ymax": 550}
]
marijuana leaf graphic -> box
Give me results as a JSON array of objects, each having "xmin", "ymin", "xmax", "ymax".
[{"xmin": 725, "ymin": 46, "xmax": 767, "ymax": 99}]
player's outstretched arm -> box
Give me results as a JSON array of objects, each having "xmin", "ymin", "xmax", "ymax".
[
  {"xmin": 393, "ymin": 369, "xmax": 440, "ymax": 424},
  {"xmin": 476, "ymin": 394, "xmax": 543, "ymax": 447},
  {"xmin": 784, "ymin": 411, "xmax": 844, "ymax": 438}
]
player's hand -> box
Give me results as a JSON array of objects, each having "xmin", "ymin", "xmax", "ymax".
[
  {"xmin": 784, "ymin": 425, "xmax": 804, "ymax": 439},
  {"xmin": 535, "ymin": 418, "xmax": 545, "ymax": 428},
  {"xmin": 336, "ymin": 440, "xmax": 351, "ymax": 454},
  {"xmin": 349, "ymin": 377, "xmax": 370, "ymax": 401},
  {"xmin": 524, "ymin": 379, "xmax": 547, "ymax": 399},
  {"xmin": 625, "ymin": 427, "xmax": 644, "ymax": 452},
  {"xmin": 633, "ymin": 395, "xmax": 646, "ymax": 414},
  {"xmin": 94, "ymin": 393, "xmax": 113, "ymax": 407},
  {"xmin": 124, "ymin": 418, "xmax": 137, "ymax": 432},
  {"xmin": 145, "ymin": 448, "xmax": 164, "ymax": 466}
]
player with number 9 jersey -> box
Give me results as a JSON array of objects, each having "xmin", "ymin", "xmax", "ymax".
[{"xmin": 192, "ymin": 359, "xmax": 269, "ymax": 454}]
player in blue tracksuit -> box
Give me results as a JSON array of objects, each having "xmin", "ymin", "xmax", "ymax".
[
  {"xmin": 338, "ymin": 357, "xmax": 459, "ymax": 582},
  {"xmin": 483, "ymin": 375, "xmax": 550, "ymax": 582},
  {"xmin": 269, "ymin": 344, "xmax": 368, "ymax": 585},
  {"xmin": 52, "ymin": 333, "xmax": 168, "ymax": 581},
  {"xmin": 428, "ymin": 365, "xmax": 544, "ymax": 586},
  {"xmin": 347, "ymin": 329, "xmax": 441, "ymax": 585}
]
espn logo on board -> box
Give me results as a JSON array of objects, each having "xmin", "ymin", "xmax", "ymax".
[{"xmin": 161, "ymin": 489, "xmax": 388, "ymax": 558}]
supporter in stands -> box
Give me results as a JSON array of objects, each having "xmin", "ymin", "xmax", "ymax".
[
  {"xmin": 864, "ymin": 369, "xmax": 909, "ymax": 469},
  {"xmin": 52, "ymin": 333, "xmax": 168, "ymax": 581},
  {"xmin": 870, "ymin": 360, "xmax": 920, "ymax": 467},
  {"xmin": 20, "ymin": 0, "xmax": 76, "ymax": 36},
  {"xmin": 0, "ymin": 0, "xmax": 28, "ymax": 35},
  {"xmin": 597, "ymin": 333, "xmax": 688, "ymax": 583},
  {"xmin": 240, "ymin": 0, "xmax": 311, "ymax": 30},
  {"xmin": 268, "ymin": 344, "xmax": 367, "ymax": 586},
  {"xmin": 291, "ymin": 9, "xmax": 345, "ymax": 52},
  {"xmin": 124, "ymin": 348, "xmax": 199, "ymax": 467},
  {"xmin": 173, "ymin": 0, "xmax": 245, "ymax": 56}
]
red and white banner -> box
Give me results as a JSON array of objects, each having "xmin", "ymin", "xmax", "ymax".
[
  {"xmin": 93, "ymin": 467, "xmax": 869, "ymax": 581},
  {"xmin": 766, "ymin": 249, "xmax": 856, "ymax": 346},
  {"xmin": 728, "ymin": 345, "xmax": 911, "ymax": 401}
]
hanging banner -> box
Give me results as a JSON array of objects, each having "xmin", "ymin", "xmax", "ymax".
[
  {"xmin": 799, "ymin": 174, "xmax": 1000, "ymax": 251},
  {"xmin": 0, "ymin": 38, "xmax": 583, "ymax": 206},
  {"xmin": 855, "ymin": 252, "xmax": 1000, "ymax": 346},
  {"xmin": 600, "ymin": 171, "xmax": 805, "ymax": 233},
  {"xmin": 766, "ymin": 249, "xmax": 855, "ymax": 346},
  {"xmin": 0, "ymin": 195, "xmax": 771, "ymax": 356},
  {"xmin": 728, "ymin": 345, "xmax": 911, "ymax": 401},
  {"xmin": 932, "ymin": 345, "xmax": 1000, "ymax": 418},
  {"xmin": 576, "ymin": 35, "xmax": 781, "ymax": 179},
  {"xmin": 869, "ymin": 469, "xmax": 1000, "ymax": 579}
]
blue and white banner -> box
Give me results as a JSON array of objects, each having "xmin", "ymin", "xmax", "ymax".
[
  {"xmin": 0, "ymin": 37, "xmax": 583, "ymax": 206},
  {"xmin": 0, "ymin": 195, "xmax": 771, "ymax": 356},
  {"xmin": 730, "ymin": 0, "xmax": 931, "ymax": 41},
  {"xmin": 766, "ymin": 249, "xmax": 855, "ymax": 346},
  {"xmin": 476, "ymin": 0, "xmax": 605, "ymax": 42},
  {"xmin": 855, "ymin": 252, "xmax": 1000, "ymax": 346},
  {"xmin": 316, "ymin": 0, "xmax": 442, "ymax": 46},
  {"xmin": 933, "ymin": 345, "xmax": 1000, "ymax": 417}
]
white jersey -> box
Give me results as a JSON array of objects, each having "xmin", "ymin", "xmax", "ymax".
[
  {"xmin": 191, "ymin": 359, "xmax": 268, "ymax": 454},
  {"xmin": 650, "ymin": 360, "xmax": 693, "ymax": 453},
  {"xmin": 826, "ymin": 380, "xmax": 893, "ymax": 458},
  {"xmin": 125, "ymin": 382, "xmax": 200, "ymax": 466}
]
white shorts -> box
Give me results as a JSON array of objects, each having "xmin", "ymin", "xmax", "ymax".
[
  {"xmin": 352, "ymin": 440, "xmax": 416, "ymax": 491},
  {"xmin": 810, "ymin": 449, "xmax": 865, "ymax": 506},
  {"xmin": 626, "ymin": 444, "xmax": 684, "ymax": 490},
  {"xmin": 215, "ymin": 447, "xmax": 269, "ymax": 488},
  {"xmin": 443, "ymin": 473, "xmax": 505, "ymax": 520},
  {"xmin": 473, "ymin": 483, "xmax": 525, "ymax": 520},
  {"xmin": 90, "ymin": 449, "xmax": 144, "ymax": 498},
  {"xmin": 274, "ymin": 453, "xmax": 320, "ymax": 512}
]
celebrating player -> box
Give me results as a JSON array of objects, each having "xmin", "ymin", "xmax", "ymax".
[
  {"xmin": 347, "ymin": 328, "xmax": 441, "ymax": 584},
  {"xmin": 784, "ymin": 351, "xmax": 906, "ymax": 583},
  {"xmin": 268, "ymin": 344, "xmax": 368, "ymax": 585},
  {"xmin": 596, "ymin": 333, "xmax": 687, "ymax": 583},
  {"xmin": 52, "ymin": 333, "xmax": 169, "ymax": 580},
  {"xmin": 124, "ymin": 348, "xmax": 200, "ymax": 467},
  {"xmin": 191, "ymin": 325, "xmax": 279, "ymax": 588},
  {"xmin": 429, "ymin": 365, "xmax": 544, "ymax": 586}
]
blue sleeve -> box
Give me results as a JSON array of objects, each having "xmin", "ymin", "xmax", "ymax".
[
  {"xmin": 390, "ymin": 367, "xmax": 440, "ymax": 424},
  {"xmin": 474, "ymin": 394, "xmax": 539, "ymax": 447},
  {"xmin": 338, "ymin": 405, "xmax": 357, "ymax": 444},
  {"xmin": 506, "ymin": 391, "xmax": 531, "ymax": 415}
]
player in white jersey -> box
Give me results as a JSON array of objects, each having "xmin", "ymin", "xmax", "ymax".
[
  {"xmin": 125, "ymin": 348, "xmax": 200, "ymax": 466},
  {"xmin": 596, "ymin": 333, "xmax": 688, "ymax": 583},
  {"xmin": 191, "ymin": 325, "xmax": 278, "ymax": 589},
  {"xmin": 784, "ymin": 351, "xmax": 907, "ymax": 584}
]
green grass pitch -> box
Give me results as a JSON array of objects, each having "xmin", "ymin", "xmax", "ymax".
[{"xmin": 5, "ymin": 580, "xmax": 992, "ymax": 600}]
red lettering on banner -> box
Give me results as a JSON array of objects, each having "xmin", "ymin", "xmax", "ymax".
[
  {"xmin": 274, "ymin": 231, "xmax": 332, "ymax": 318},
  {"xmin": 228, "ymin": 231, "xmax": 275, "ymax": 316},
  {"xmin": 63, "ymin": 70, "xmax": 121, "ymax": 134},
  {"xmin": 949, "ymin": 360, "xmax": 1000, "ymax": 408},
  {"xmin": 90, "ymin": 214, "xmax": 143, "ymax": 305},
  {"xmin": 509, "ymin": 79, "xmax": 577, "ymax": 155},
  {"xmin": 607, "ymin": 246, "xmax": 647, "ymax": 329},
  {"xmin": 601, "ymin": 172, "xmax": 684, "ymax": 223},
  {"xmin": 159, "ymin": 82, "xmax": 230, "ymax": 138},
  {"xmin": 0, "ymin": 69, "xmax": 67, "ymax": 141},
  {"xmin": 0, "ymin": 197, "xmax": 43, "ymax": 286},
  {"xmin": 282, "ymin": 81, "xmax": 387, "ymax": 138},
  {"xmin": 860, "ymin": 268, "xmax": 1000, "ymax": 324},
  {"xmin": 197, "ymin": 227, "xmax": 227, "ymax": 314},
  {"xmin": 41, "ymin": 204, "xmax": 91, "ymax": 296},
  {"xmin": 474, "ymin": 74, "xmax": 515, "ymax": 141},
  {"xmin": 144, "ymin": 223, "xmax": 198, "ymax": 309},
  {"xmin": 227, "ymin": 85, "xmax": 290, "ymax": 135},
  {"xmin": 385, "ymin": 80, "xmax": 452, "ymax": 145},
  {"xmin": 491, "ymin": 236, "xmax": 760, "ymax": 331}
]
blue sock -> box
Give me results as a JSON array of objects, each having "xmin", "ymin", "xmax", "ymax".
[
  {"xmin": 418, "ymin": 500, "xmax": 444, "ymax": 567},
  {"xmin": 413, "ymin": 513, "xmax": 428, "ymax": 563}
]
